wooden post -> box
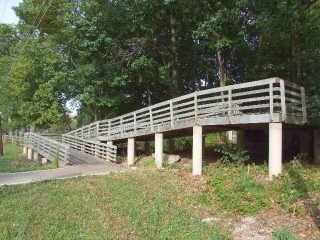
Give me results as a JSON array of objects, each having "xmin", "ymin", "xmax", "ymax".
[
  {"xmin": 149, "ymin": 107, "xmax": 154, "ymax": 131},
  {"xmin": 269, "ymin": 82, "xmax": 274, "ymax": 121},
  {"xmin": 170, "ymin": 100, "xmax": 174, "ymax": 128},
  {"xmin": 280, "ymin": 80, "xmax": 286, "ymax": 122},
  {"xmin": 228, "ymin": 89, "xmax": 232, "ymax": 123},
  {"xmin": 300, "ymin": 87, "xmax": 307, "ymax": 123},
  {"xmin": 194, "ymin": 92, "xmax": 198, "ymax": 123},
  {"xmin": 134, "ymin": 112, "xmax": 137, "ymax": 133}
]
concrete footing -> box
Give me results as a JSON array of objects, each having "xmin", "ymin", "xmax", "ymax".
[
  {"xmin": 155, "ymin": 133, "xmax": 163, "ymax": 169},
  {"xmin": 192, "ymin": 125, "xmax": 203, "ymax": 176},
  {"xmin": 41, "ymin": 158, "xmax": 48, "ymax": 165},
  {"xmin": 314, "ymin": 130, "xmax": 320, "ymax": 165},
  {"xmin": 269, "ymin": 123, "xmax": 283, "ymax": 180},
  {"xmin": 127, "ymin": 138, "xmax": 135, "ymax": 166},
  {"xmin": 33, "ymin": 151, "xmax": 39, "ymax": 161},
  {"xmin": 23, "ymin": 146, "xmax": 27, "ymax": 155},
  {"xmin": 27, "ymin": 148, "xmax": 33, "ymax": 161}
]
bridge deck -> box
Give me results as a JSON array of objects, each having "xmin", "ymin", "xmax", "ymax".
[{"xmin": 66, "ymin": 77, "xmax": 307, "ymax": 143}]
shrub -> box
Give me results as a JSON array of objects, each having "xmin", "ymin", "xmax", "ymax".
[{"xmin": 213, "ymin": 143, "xmax": 250, "ymax": 166}]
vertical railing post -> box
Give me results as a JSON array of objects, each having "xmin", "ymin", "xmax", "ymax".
[
  {"xmin": 300, "ymin": 87, "xmax": 307, "ymax": 123},
  {"xmin": 194, "ymin": 92, "xmax": 198, "ymax": 124},
  {"xmin": 280, "ymin": 80, "xmax": 286, "ymax": 122},
  {"xmin": 134, "ymin": 112, "xmax": 137, "ymax": 134},
  {"xmin": 149, "ymin": 107, "xmax": 154, "ymax": 131},
  {"xmin": 228, "ymin": 88, "xmax": 232, "ymax": 122},
  {"xmin": 269, "ymin": 82, "xmax": 274, "ymax": 122},
  {"xmin": 108, "ymin": 120, "xmax": 111, "ymax": 137},
  {"xmin": 170, "ymin": 100, "xmax": 174, "ymax": 128},
  {"xmin": 120, "ymin": 117, "xmax": 124, "ymax": 135}
]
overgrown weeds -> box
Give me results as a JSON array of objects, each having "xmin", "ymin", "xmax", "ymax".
[{"xmin": 201, "ymin": 155, "xmax": 320, "ymax": 216}]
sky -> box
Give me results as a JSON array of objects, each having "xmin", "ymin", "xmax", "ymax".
[{"xmin": 0, "ymin": 0, "xmax": 22, "ymax": 25}]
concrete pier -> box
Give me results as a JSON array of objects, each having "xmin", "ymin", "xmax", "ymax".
[
  {"xmin": 127, "ymin": 138, "xmax": 135, "ymax": 166},
  {"xmin": 33, "ymin": 151, "xmax": 39, "ymax": 161},
  {"xmin": 269, "ymin": 123, "xmax": 283, "ymax": 179},
  {"xmin": 27, "ymin": 148, "xmax": 33, "ymax": 161},
  {"xmin": 192, "ymin": 125, "xmax": 203, "ymax": 176},
  {"xmin": 155, "ymin": 133, "xmax": 163, "ymax": 169}
]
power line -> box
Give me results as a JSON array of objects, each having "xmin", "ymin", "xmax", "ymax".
[{"xmin": 5, "ymin": 0, "xmax": 53, "ymax": 78}]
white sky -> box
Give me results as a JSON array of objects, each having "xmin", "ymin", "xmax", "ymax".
[{"xmin": 0, "ymin": 0, "xmax": 22, "ymax": 25}]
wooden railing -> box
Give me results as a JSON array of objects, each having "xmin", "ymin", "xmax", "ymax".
[
  {"xmin": 66, "ymin": 78, "xmax": 307, "ymax": 141},
  {"xmin": 3, "ymin": 135, "xmax": 24, "ymax": 146},
  {"xmin": 62, "ymin": 135, "xmax": 117, "ymax": 162},
  {"xmin": 24, "ymin": 132, "xmax": 70, "ymax": 163}
]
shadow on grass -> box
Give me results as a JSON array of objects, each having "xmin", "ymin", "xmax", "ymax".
[{"xmin": 288, "ymin": 166, "xmax": 320, "ymax": 231}]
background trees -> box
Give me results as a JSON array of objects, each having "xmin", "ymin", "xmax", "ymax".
[{"xmin": 0, "ymin": 0, "xmax": 319, "ymax": 131}]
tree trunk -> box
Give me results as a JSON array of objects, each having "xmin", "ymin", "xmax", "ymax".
[
  {"xmin": 0, "ymin": 115, "xmax": 3, "ymax": 156},
  {"xmin": 170, "ymin": 14, "xmax": 180, "ymax": 97},
  {"xmin": 217, "ymin": 39, "xmax": 227, "ymax": 87}
]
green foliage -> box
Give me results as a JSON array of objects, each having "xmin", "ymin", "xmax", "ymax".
[
  {"xmin": 272, "ymin": 226, "xmax": 301, "ymax": 240},
  {"xmin": 213, "ymin": 143, "xmax": 250, "ymax": 166},
  {"xmin": 202, "ymin": 155, "xmax": 320, "ymax": 215},
  {"xmin": 52, "ymin": 151, "xmax": 59, "ymax": 168},
  {"xmin": 203, "ymin": 165, "xmax": 270, "ymax": 215},
  {"xmin": 1, "ymin": 0, "xmax": 320, "ymax": 129}
]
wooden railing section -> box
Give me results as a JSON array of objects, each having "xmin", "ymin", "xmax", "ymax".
[
  {"xmin": 3, "ymin": 135, "xmax": 24, "ymax": 146},
  {"xmin": 66, "ymin": 78, "xmax": 307, "ymax": 141},
  {"xmin": 62, "ymin": 135, "xmax": 117, "ymax": 162},
  {"xmin": 24, "ymin": 132, "xmax": 70, "ymax": 163}
]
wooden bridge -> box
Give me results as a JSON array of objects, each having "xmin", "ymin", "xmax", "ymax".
[{"xmin": 24, "ymin": 77, "xmax": 309, "ymax": 179}]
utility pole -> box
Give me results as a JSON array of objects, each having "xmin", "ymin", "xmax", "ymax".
[{"xmin": 0, "ymin": 114, "xmax": 3, "ymax": 156}]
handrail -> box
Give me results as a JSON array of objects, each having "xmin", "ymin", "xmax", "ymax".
[
  {"xmin": 62, "ymin": 134, "xmax": 117, "ymax": 162},
  {"xmin": 3, "ymin": 135, "xmax": 24, "ymax": 146},
  {"xmin": 65, "ymin": 77, "xmax": 307, "ymax": 141},
  {"xmin": 24, "ymin": 132, "xmax": 70, "ymax": 163}
]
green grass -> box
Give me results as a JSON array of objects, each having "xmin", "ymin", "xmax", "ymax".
[
  {"xmin": 200, "ymin": 158, "xmax": 320, "ymax": 216},
  {"xmin": 0, "ymin": 171, "xmax": 231, "ymax": 240},
  {"xmin": 0, "ymin": 143, "xmax": 52, "ymax": 173}
]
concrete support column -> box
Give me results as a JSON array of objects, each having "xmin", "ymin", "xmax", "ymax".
[
  {"xmin": 33, "ymin": 151, "xmax": 39, "ymax": 161},
  {"xmin": 192, "ymin": 125, "xmax": 203, "ymax": 176},
  {"xmin": 23, "ymin": 146, "xmax": 27, "ymax": 155},
  {"xmin": 127, "ymin": 138, "xmax": 135, "ymax": 166},
  {"xmin": 269, "ymin": 123, "xmax": 283, "ymax": 180},
  {"xmin": 155, "ymin": 133, "xmax": 163, "ymax": 169},
  {"xmin": 41, "ymin": 158, "xmax": 48, "ymax": 165},
  {"xmin": 27, "ymin": 148, "xmax": 33, "ymax": 161},
  {"xmin": 314, "ymin": 130, "xmax": 320, "ymax": 165}
]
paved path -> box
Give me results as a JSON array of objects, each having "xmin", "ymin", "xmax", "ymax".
[{"xmin": 0, "ymin": 161, "xmax": 127, "ymax": 187}]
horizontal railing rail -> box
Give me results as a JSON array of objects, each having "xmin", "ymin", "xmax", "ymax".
[
  {"xmin": 3, "ymin": 135, "xmax": 24, "ymax": 146},
  {"xmin": 66, "ymin": 78, "xmax": 307, "ymax": 141},
  {"xmin": 62, "ymin": 134, "xmax": 117, "ymax": 162},
  {"xmin": 24, "ymin": 132, "xmax": 70, "ymax": 163}
]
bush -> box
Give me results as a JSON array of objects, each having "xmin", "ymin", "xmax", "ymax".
[{"xmin": 213, "ymin": 143, "xmax": 250, "ymax": 166}]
